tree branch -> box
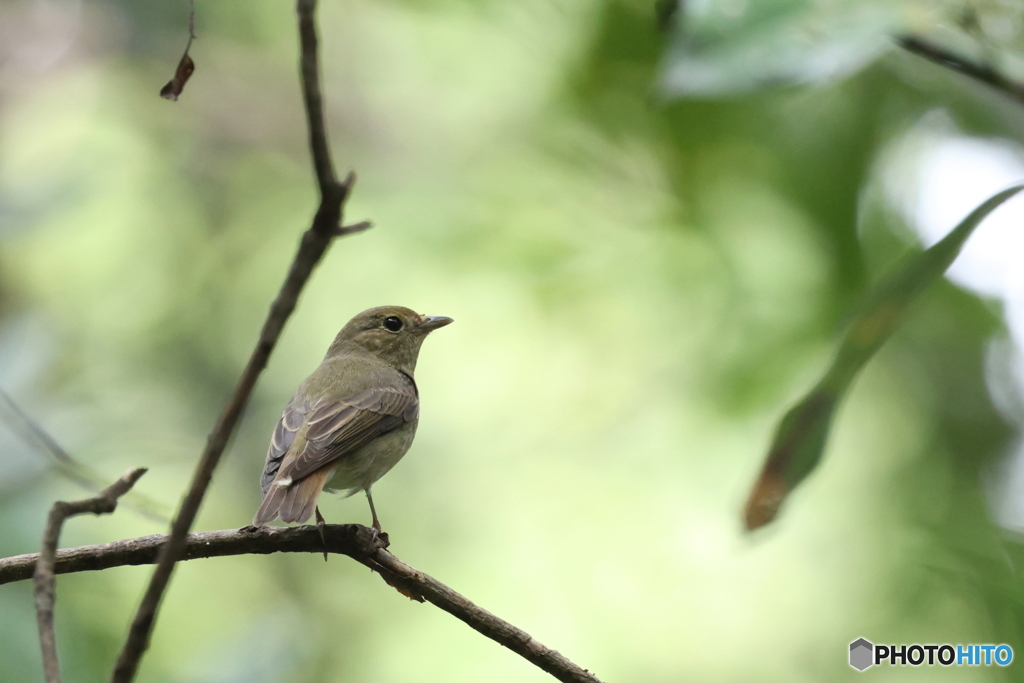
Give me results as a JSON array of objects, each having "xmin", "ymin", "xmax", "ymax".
[
  {"xmin": 5, "ymin": 525, "xmax": 381, "ymax": 585},
  {"xmin": 298, "ymin": 0, "xmax": 338, "ymax": 196},
  {"xmin": 111, "ymin": 1, "xmax": 361, "ymax": 680},
  {"xmin": 366, "ymin": 550, "xmax": 603, "ymax": 683},
  {"xmin": 896, "ymin": 34, "xmax": 1024, "ymax": 106},
  {"xmin": 5, "ymin": 526, "xmax": 604, "ymax": 683},
  {"xmin": 33, "ymin": 469, "xmax": 148, "ymax": 683}
]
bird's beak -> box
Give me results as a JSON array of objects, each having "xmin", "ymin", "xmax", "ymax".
[{"xmin": 418, "ymin": 315, "xmax": 453, "ymax": 332}]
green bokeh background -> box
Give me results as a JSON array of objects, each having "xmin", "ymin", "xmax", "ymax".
[{"xmin": 2, "ymin": 0, "xmax": 1024, "ymax": 681}]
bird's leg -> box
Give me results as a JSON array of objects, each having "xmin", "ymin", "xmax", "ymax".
[
  {"xmin": 315, "ymin": 506, "xmax": 328, "ymax": 562},
  {"xmin": 366, "ymin": 490, "xmax": 381, "ymax": 536}
]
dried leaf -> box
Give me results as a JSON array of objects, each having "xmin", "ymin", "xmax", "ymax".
[
  {"xmin": 160, "ymin": 53, "xmax": 195, "ymax": 102},
  {"xmin": 381, "ymin": 574, "xmax": 425, "ymax": 602}
]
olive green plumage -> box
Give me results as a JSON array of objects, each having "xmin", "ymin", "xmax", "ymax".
[{"xmin": 253, "ymin": 305, "xmax": 452, "ymax": 530}]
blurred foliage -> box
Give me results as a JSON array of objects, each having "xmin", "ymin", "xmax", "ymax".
[
  {"xmin": 659, "ymin": 0, "xmax": 1024, "ymax": 95},
  {"xmin": 2, "ymin": 0, "xmax": 1024, "ymax": 682}
]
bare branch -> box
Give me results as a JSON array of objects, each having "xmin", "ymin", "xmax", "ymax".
[
  {"xmin": 4, "ymin": 525, "xmax": 381, "ymax": 585},
  {"xmin": 367, "ymin": 551, "xmax": 604, "ymax": 683},
  {"xmin": 7, "ymin": 525, "xmax": 603, "ymax": 683},
  {"xmin": 33, "ymin": 469, "xmax": 148, "ymax": 683},
  {"xmin": 112, "ymin": 1, "xmax": 362, "ymax": 680},
  {"xmin": 298, "ymin": 0, "xmax": 338, "ymax": 195},
  {"xmin": 896, "ymin": 34, "xmax": 1024, "ymax": 106}
]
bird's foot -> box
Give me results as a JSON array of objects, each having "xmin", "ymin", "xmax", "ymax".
[{"xmin": 371, "ymin": 520, "xmax": 389, "ymax": 544}]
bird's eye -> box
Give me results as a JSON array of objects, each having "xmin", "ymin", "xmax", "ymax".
[{"xmin": 383, "ymin": 316, "xmax": 403, "ymax": 332}]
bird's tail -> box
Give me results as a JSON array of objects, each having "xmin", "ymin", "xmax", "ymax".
[{"xmin": 253, "ymin": 468, "xmax": 331, "ymax": 526}]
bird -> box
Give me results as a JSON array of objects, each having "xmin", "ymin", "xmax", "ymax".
[{"xmin": 253, "ymin": 305, "xmax": 452, "ymax": 535}]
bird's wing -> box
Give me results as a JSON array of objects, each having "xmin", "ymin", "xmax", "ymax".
[
  {"xmin": 278, "ymin": 379, "xmax": 419, "ymax": 483},
  {"xmin": 260, "ymin": 400, "xmax": 308, "ymax": 496}
]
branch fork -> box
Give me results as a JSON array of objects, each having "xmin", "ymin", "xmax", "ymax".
[
  {"xmin": 33, "ymin": 469, "xmax": 148, "ymax": 683},
  {"xmin": 8, "ymin": 525, "xmax": 605, "ymax": 683}
]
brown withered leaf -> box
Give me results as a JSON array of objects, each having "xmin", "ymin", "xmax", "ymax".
[
  {"xmin": 160, "ymin": 53, "xmax": 195, "ymax": 101},
  {"xmin": 380, "ymin": 573, "xmax": 425, "ymax": 602}
]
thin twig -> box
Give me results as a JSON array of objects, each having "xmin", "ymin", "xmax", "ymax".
[
  {"xmin": 0, "ymin": 388, "xmax": 80, "ymax": 472},
  {"xmin": 335, "ymin": 220, "xmax": 373, "ymax": 237},
  {"xmin": 0, "ymin": 387, "xmax": 169, "ymax": 521},
  {"xmin": 33, "ymin": 469, "xmax": 148, "ymax": 683},
  {"xmin": 896, "ymin": 34, "xmax": 1024, "ymax": 105},
  {"xmin": 112, "ymin": 1, "xmax": 362, "ymax": 680},
  {"xmin": 8, "ymin": 525, "xmax": 603, "ymax": 683}
]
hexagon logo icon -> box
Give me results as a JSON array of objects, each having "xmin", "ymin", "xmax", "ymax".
[{"xmin": 850, "ymin": 638, "xmax": 874, "ymax": 671}]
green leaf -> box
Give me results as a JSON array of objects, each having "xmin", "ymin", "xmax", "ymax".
[{"xmin": 743, "ymin": 184, "xmax": 1023, "ymax": 531}]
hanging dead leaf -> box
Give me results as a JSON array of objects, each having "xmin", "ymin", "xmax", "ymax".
[{"xmin": 160, "ymin": 53, "xmax": 195, "ymax": 101}]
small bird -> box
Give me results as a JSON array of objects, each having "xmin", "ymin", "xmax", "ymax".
[{"xmin": 253, "ymin": 305, "xmax": 452, "ymax": 533}]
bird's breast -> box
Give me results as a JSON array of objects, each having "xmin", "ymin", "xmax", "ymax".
[{"xmin": 325, "ymin": 419, "xmax": 418, "ymax": 494}]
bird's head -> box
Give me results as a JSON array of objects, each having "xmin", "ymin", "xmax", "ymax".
[{"xmin": 327, "ymin": 305, "xmax": 453, "ymax": 373}]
